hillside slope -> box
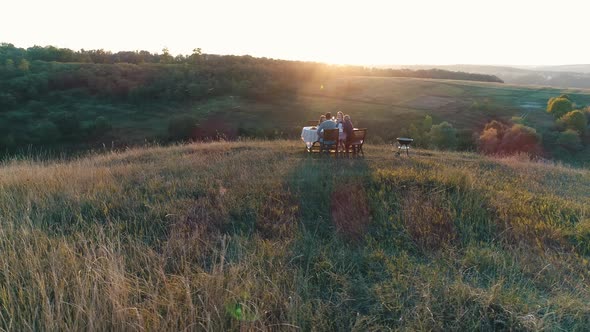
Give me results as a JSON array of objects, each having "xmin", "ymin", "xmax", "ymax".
[{"xmin": 1, "ymin": 141, "xmax": 589, "ymax": 330}]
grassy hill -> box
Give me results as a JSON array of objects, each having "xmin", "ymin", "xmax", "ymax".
[{"xmin": 1, "ymin": 140, "xmax": 589, "ymax": 330}]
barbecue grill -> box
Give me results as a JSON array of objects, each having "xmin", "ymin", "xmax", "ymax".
[{"xmin": 395, "ymin": 137, "xmax": 413, "ymax": 156}]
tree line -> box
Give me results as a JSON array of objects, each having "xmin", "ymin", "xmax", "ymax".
[{"xmin": 1, "ymin": 43, "xmax": 503, "ymax": 81}]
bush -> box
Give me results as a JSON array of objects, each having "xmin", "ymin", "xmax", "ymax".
[
  {"xmin": 478, "ymin": 127, "xmax": 501, "ymax": 154},
  {"xmin": 31, "ymin": 120, "xmax": 61, "ymax": 144},
  {"xmin": 0, "ymin": 92, "xmax": 17, "ymax": 109},
  {"xmin": 558, "ymin": 110, "xmax": 587, "ymax": 134},
  {"xmin": 547, "ymin": 96, "xmax": 573, "ymax": 119},
  {"xmin": 511, "ymin": 116, "xmax": 525, "ymax": 125},
  {"xmin": 168, "ymin": 114, "xmax": 198, "ymax": 141},
  {"xmin": 0, "ymin": 133, "xmax": 16, "ymax": 149},
  {"xmin": 498, "ymin": 124, "xmax": 541, "ymax": 155},
  {"xmin": 49, "ymin": 112, "xmax": 81, "ymax": 138},
  {"xmin": 423, "ymin": 115, "xmax": 433, "ymax": 132},
  {"xmin": 94, "ymin": 116, "xmax": 112, "ymax": 134},
  {"xmin": 430, "ymin": 121, "xmax": 457, "ymax": 150},
  {"xmin": 456, "ymin": 129, "xmax": 476, "ymax": 151},
  {"xmin": 557, "ymin": 129, "xmax": 582, "ymax": 151},
  {"xmin": 478, "ymin": 121, "xmax": 542, "ymax": 155}
]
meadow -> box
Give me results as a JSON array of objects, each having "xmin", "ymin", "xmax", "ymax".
[
  {"xmin": 1, "ymin": 140, "xmax": 589, "ymax": 330},
  {"xmin": 72, "ymin": 76, "xmax": 590, "ymax": 145}
]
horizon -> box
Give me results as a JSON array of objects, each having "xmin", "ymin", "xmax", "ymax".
[
  {"xmin": 4, "ymin": 41, "xmax": 589, "ymax": 69},
  {"xmin": 2, "ymin": 0, "xmax": 590, "ymax": 67}
]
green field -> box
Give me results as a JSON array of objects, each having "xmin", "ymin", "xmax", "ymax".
[
  {"xmin": 1, "ymin": 140, "xmax": 589, "ymax": 330},
  {"xmin": 101, "ymin": 76, "xmax": 590, "ymax": 145}
]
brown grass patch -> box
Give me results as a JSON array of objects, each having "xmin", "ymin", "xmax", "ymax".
[
  {"xmin": 402, "ymin": 189, "xmax": 456, "ymax": 251},
  {"xmin": 256, "ymin": 190, "xmax": 299, "ymax": 239},
  {"xmin": 330, "ymin": 183, "xmax": 370, "ymax": 242},
  {"xmin": 184, "ymin": 194, "xmax": 229, "ymax": 234}
]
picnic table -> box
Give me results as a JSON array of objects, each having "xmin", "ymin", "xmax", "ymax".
[
  {"xmin": 301, "ymin": 126, "xmax": 319, "ymax": 149},
  {"xmin": 301, "ymin": 125, "xmax": 364, "ymax": 154}
]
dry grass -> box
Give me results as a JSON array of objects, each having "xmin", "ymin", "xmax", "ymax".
[
  {"xmin": 1, "ymin": 141, "xmax": 589, "ymax": 330},
  {"xmin": 330, "ymin": 182, "xmax": 370, "ymax": 242},
  {"xmin": 401, "ymin": 189, "xmax": 456, "ymax": 251}
]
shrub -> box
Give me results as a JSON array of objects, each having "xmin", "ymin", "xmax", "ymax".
[
  {"xmin": 94, "ymin": 116, "xmax": 112, "ymax": 134},
  {"xmin": 430, "ymin": 121, "xmax": 457, "ymax": 150},
  {"xmin": 478, "ymin": 121, "xmax": 541, "ymax": 155},
  {"xmin": 511, "ymin": 116, "xmax": 525, "ymax": 125},
  {"xmin": 498, "ymin": 124, "xmax": 541, "ymax": 155},
  {"xmin": 557, "ymin": 129, "xmax": 582, "ymax": 151},
  {"xmin": 557, "ymin": 110, "xmax": 587, "ymax": 134},
  {"xmin": 32, "ymin": 120, "xmax": 61, "ymax": 144},
  {"xmin": 547, "ymin": 96, "xmax": 573, "ymax": 119},
  {"xmin": 168, "ymin": 114, "xmax": 198, "ymax": 141},
  {"xmin": 457, "ymin": 129, "xmax": 476, "ymax": 151},
  {"xmin": 408, "ymin": 124, "xmax": 426, "ymax": 147},
  {"xmin": 0, "ymin": 92, "xmax": 17, "ymax": 108},
  {"xmin": 479, "ymin": 127, "xmax": 500, "ymax": 154},
  {"xmin": 84, "ymin": 116, "xmax": 112, "ymax": 139},
  {"xmin": 0, "ymin": 133, "xmax": 16, "ymax": 149},
  {"xmin": 423, "ymin": 115, "xmax": 433, "ymax": 132},
  {"xmin": 49, "ymin": 112, "xmax": 81, "ymax": 138}
]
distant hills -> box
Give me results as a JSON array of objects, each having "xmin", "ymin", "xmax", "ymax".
[
  {"xmin": 381, "ymin": 64, "xmax": 590, "ymax": 89},
  {"xmin": 525, "ymin": 64, "xmax": 590, "ymax": 73}
]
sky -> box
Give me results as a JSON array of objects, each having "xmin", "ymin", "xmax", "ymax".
[{"xmin": 2, "ymin": 0, "xmax": 589, "ymax": 66}]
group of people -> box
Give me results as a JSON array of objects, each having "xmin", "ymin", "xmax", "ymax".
[{"xmin": 316, "ymin": 111, "xmax": 354, "ymax": 152}]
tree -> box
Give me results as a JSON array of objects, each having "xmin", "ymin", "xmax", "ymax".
[
  {"xmin": 189, "ymin": 48, "xmax": 202, "ymax": 64},
  {"xmin": 478, "ymin": 121, "xmax": 541, "ymax": 155},
  {"xmin": 0, "ymin": 92, "xmax": 17, "ymax": 108},
  {"xmin": 18, "ymin": 59, "xmax": 30, "ymax": 72},
  {"xmin": 457, "ymin": 129, "xmax": 476, "ymax": 151},
  {"xmin": 49, "ymin": 112, "xmax": 81, "ymax": 138},
  {"xmin": 422, "ymin": 115, "xmax": 432, "ymax": 132},
  {"xmin": 558, "ymin": 110, "xmax": 587, "ymax": 134},
  {"xmin": 160, "ymin": 47, "xmax": 174, "ymax": 64},
  {"xmin": 483, "ymin": 120, "xmax": 507, "ymax": 134},
  {"xmin": 408, "ymin": 124, "xmax": 424, "ymax": 147},
  {"xmin": 557, "ymin": 129, "xmax": 582, "ymax": 151},
  {"xmin": 32, "ymin": 120, "xmax": 61, "ymax": 143},
  {"xmin": 5, "ymin": 59, "xmax": 15, "ymax": 70},
  {"xmin": 168, "ymin": 114, "xmax": 198, "ymax": 141},
  {"xmin": 429, "ymin": 121, "xmax": 457, "ymax": 150},
  {"xmin": 497, "ymin": 124, "xmax": 541, "ymax": 155},
  {"xmin": 479, "ymin": 127, "xmax": 500, "ymax": 154},
  {"xmin": 547, "ymin": 96, "xmax": 573, "ymax": 119},
  {"xmin": 94, "ymin": 116, "xmax": 112, "ymax": 135},
  {"xmin": 478, "ymin": 121, "xmax": 508, "ymax": 154}
]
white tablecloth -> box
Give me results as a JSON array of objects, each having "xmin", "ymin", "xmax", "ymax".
[{"xmin": 301, "ymin": 126, "xmax": 319, "ymax": 148}]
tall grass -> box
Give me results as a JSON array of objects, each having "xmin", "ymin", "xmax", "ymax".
[{"xmin": 0, "ymin": 140, "xmax": 589, "ymax": 330}]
